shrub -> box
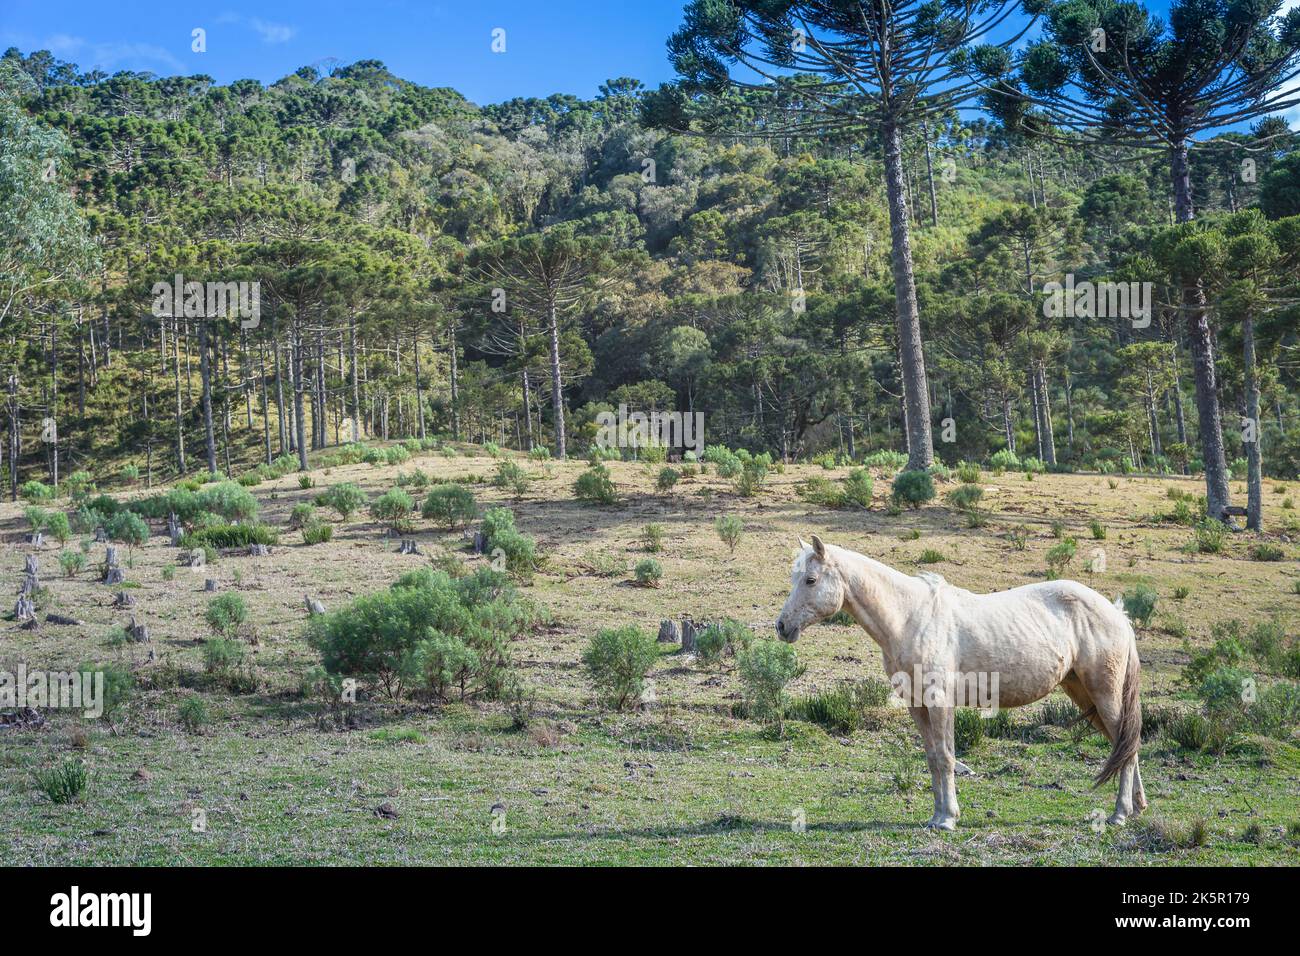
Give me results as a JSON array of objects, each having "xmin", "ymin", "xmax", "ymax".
[
  {"xmin": 715, "ymin": 515, "xmax": 743, "ymax": 554},
  {"xmin": 32, "ymin": 759, "xmax": 88, "ymax": 804},
  {"xmin": 1045, "ymin": 538, "xmax": 1077, "ymax": 579},
  {"xmin": 656, "ymin": 466, "xmax": 680, "ymax": 493},
  {"xmin": 795, "ymin": 476, "xmax": 844, "ymax": 507},
  {"xmin": 737, "ymin": 639, "xmax": 803, "ymax": 737},
  {"xmin": 786, "ymin": 680, "xmax": 889, "ymax": 735},
  {"xmin": 984, "ymin": 708, "xmax": 1016, "ymax": 739},
  {"xmin": 1121, "ymin": 584, "xmax": 1158, "ymax": 628},
  {"xmin": 734, "ymin": 451, "xmax": 772, "ymax": 497},
  {"xmin": 302, "ymin": 520, "xmax": 334, "ymax": 545},
  {"xmin": 957, "ymin": 461, "xmax": 981, "ymax": 484},
  {"xmin": 918, "ymin": 548, "xmax": 945, "ymax": 564},
  {"xmin": 20, "ymin": 480, "xmax": 53, "ymax": 502},
  {"xmin": 178, "ymin": 696, "xmax": 209, "ymax": 734},
  {"xmin": 494, "ymin": 460, "xmax": 531, "ymax": 496},
  {"xmin": 891, "ymin": 470, "xmax": 935, "ymax": 509},
  {"xmin": 205, "ymin": 593, "xmax": 248, "ymax": 635},
  {"xmin": 421, "ymin": 484, "xmax": 477, "ymax": 528},
  {"xmin": 954, "ymin": 709, "xmax": 985, "ymax": 754},
  {"xmin": 288, "ymin": 502, "xmax": 315, "ymax": 529},
  {"xmin": 106, "ymin": 511, "xmax": 150, "ymax": 551},
  {"xmin": 1166, "ymin": 711, "xmax": 1234, "ymax": 754},
  {"xmin": 196, "ymin": 482, "xmax": 259, "ymax": 522},
  {"xmin": 842, "ymin": 468, "xmax": 874, "ymax": 508},
  {"xmin": 528, "ymin": 446, "xmax": 551, "ymax": 461},
  {"xmin": 1191, "ymin": 517, "xmax": 1227, "ymax": 554},
  {"xmin": 640, "ymin": 523, "xmax": 665, "ymax": 553},
  {"xmin": 1008, "ymin": 525, "xmax": 1029, "ymax": 550},
  {"xmin": 181, "ymin": 522, "xmax": 278, "ymax": 550},
  {"xmin": 44, "ymin": 510, "xmax": 70, "ymax": 544},
  {"xmin": 1198, "ymin": 666, "xmax": 1253, "ymax": 719},
  {"xmin": 574, "ymin": 462, "xmax": 618, "ymax": 504},
  {"xmin": 1251, "ymin": 543, "xmax": 1285, "ymax": 562},
  {"xmin": 371, "ymin": 488, "xmax": 416, "ymax": 534},
  {"xmin": 582, "ymin": 626, "xmax": 659, "ymax": 710},
  {"xmin": 64, "ymin": 471, "xmax": 95, "ymax": 501},
  {"xmin": 319, "ymin": 482, "xmax": 368, "ymax": 520},
  {"xmin": 120, "ymin": 464, "xmax": 140, "ymax": 484},
  {"xmin": 415, "ymin": 632, "xmax": 481, "ymax": 701},
  {"xmin": 24, "ymin": 506, "xmax": 48, "ymax": 536},
  {"xmin": 633, "ymin": 559, "xmax": 662, "ymax": 588},
  {"xmin": 202, "ymin": 637, "xmax": 245, "ymax": 673},
  {"xmin": 988, "ymin": 449, "xmax": 1021, "ymax": 472},
  {"xmin": 861, "ymin": 449, "xmax": 908, "ymax": 471},
  {"xmin": 695, "ymin": 618, "xmax": 753, "ymax": 665},
  {"xmin": 480, "ymin": 507, "xmax": 537, "ymax": 576},
  {"xmin": 946, "ymin": 484, "xmax": 983, "ymax": 513},
  {"xmin": 1089, "ymin": 519, "xmax": 1107, "ymax": 540},
  {"xmin": 58, "ymin": 550, "xmax": 86, "ymax": 578},
  {"xmin": 298, "ymin": 474, "xmax": 314, "ymax": 490},
  {"xmin": 308, "ymin": 567, "xmax": 528, "ymax": 700}
]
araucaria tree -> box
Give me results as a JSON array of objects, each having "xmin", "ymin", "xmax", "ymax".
[
  {"xmin": 654, "ymin": 0, "xmax": 1039, "ymax": 470},
  {"xmin": 972, "ymin": 0, "xmax": 1300, "ymax": 518}
]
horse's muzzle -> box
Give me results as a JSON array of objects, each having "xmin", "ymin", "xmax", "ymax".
[{"xmin": 775, "ymin": 619, "xmax": 799, "ymax": 643}]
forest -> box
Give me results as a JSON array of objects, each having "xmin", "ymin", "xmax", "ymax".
[{"xmin": 3, "ymin": 2, "xmax": 1300, "ymax": 523}]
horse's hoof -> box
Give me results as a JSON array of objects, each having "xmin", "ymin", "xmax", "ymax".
[
  {"xmin": 1107, "ymin": 812, "xmax": 1128, "ymax": 826},
  {"xmin": 924, "ymin": 816, "xmax": 958, "ymax": 832}
]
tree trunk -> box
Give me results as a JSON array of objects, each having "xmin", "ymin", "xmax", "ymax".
[
  {"xmin": 921, "ymin": 117, "xmax": 939, "ymax": 227},
  {"xmin": 1171, "ymin": 139, "xmax": 1231, "ymax": 520},
  {"xmin": 1243, "ymin": 313, "xmax": 1261, "ymax": 531},
  {"xmin": 198, "ymin": 321, "xmax": 218, "ymax": 474},
  {"xmin": 546, "ymin": 301, "xmax": 566, "ymax": 459},
  {"xmin": 881, "ymin": 118, "xmax": 933, "ymax": 470}
]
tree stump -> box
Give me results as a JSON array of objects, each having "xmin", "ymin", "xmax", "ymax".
[
  {"xmin": 167, "ymin": 513, "xmax": 182, "ymax": 547},
  {"xmin": 94, "ymin": 527, "xmax": 107, "ymax": 544},
  {"xmin": 45, "ymin": 612, "xmax": 83, "ymax": 626},
  {"xmin": 127, "ymin": 616, "xmax": 150, "ymax": 644},
  {"xmin": 24, "ymin": 555, "xmax": 39, "ymax": 579},
  {"xmin": 304, "ymin": 594, "xmax": 326, "ymax": 616},
  {"xmin": 102, "ymin": 546, "xmax": 124, "ymax": 585},
  {"xmin": 13, "ymin": 595, "xmax": 35, "ymax": 625},
  {"xmin": 680, "ymin": 619, "xmax": 698, "ymax": 654},
  {"xmin": 113, "ymin": 591, "xmax": 136, "ymax": 609},
  {"xmin": 248, "ymin": 544, "xmax": 270, "ymax": 557},
  {"xmin": 472, "ymin": 531, "xmax": 487, "ymax": 554},
  {"xmin": 204, "ymin": 579, "xmax": 217, "ymax": 592},
  {"xmin": 397, "ymin": 539, "xmax": 421, "ymax": 555},
  {"xmin": 28, "ymin": 531, "xmax": 42, "ymax": 546},
  {"xmin": 657, "ymin": 619, "xmax": 679, "ymax": 644}
]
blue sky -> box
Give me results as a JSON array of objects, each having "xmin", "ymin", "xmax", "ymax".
[
  {"xmin": 2, "ymin": 0, "xmax": 1295, "ymax": 126},
  {"xmin": 0, "ymin": 1, "xmax": 688, "ymax": 104}
]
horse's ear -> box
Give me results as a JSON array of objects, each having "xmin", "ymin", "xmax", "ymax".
[
  {"xmin": 811, "ymin": 535, "xmax": 826, "ymax": 559},
  {"xmin": 798, "ymin": 538, "xmax": 810, "ymax": 553}
]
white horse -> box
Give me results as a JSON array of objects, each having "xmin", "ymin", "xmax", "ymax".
[{"xmin": 776, "ymin": 536, "xmax": 1144, "ymax": 831}]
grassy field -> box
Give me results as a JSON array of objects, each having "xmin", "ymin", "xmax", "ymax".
[{"xmin": 2, "ymin": 447, "xmax": 1299, "ymax": 865}]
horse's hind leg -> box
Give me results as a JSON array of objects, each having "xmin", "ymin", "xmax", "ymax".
[
  {"xmin": 1074, "ymin": 667, "xmax": 1137, "ymax": 825},
  {"xmin": 1059, "ymin": 672, "xmax": 1110, "ymax": 739}
]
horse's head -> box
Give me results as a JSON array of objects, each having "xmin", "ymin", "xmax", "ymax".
[{"xmin": 776, "ymin": 535, "xmax": 844, "ymax": 643}]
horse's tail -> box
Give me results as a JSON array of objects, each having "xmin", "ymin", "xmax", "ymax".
[{"xmin": 1094, "ymin": 605, "xmax": 1141, "ymax": 788}]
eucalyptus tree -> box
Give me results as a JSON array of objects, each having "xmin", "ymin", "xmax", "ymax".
[
  {"xmin": 970, "ymin": 0, "xmax": 1300, "ymax": 518},
  {"xmin": 650, "ymin": 0, "xmax": 1040, "ymax": 469}
]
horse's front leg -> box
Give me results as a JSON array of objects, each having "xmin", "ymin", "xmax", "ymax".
[
  {"xmin": 911, "ymin": 705, "xmax": 958, "ymax": 831},
  {"xmin": 924, "ymin": 706, "xmax": 959, "ymax": 831}
]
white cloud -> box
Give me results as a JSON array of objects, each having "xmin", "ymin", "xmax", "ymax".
[
  {"xmin": 37, "ymin": 33, "xmax": 185, "ymax": 72},
  {"xmin": 214, "ymin": 12, "xmax": 297, "ymax": 45}
]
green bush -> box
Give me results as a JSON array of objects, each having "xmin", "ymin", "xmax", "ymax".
[
  {"xmin": 178, "ymin": 696, "xmax": 210, "ymax": 734},
  {"xmin": 288, "ymin": 502, "xmax": 315, "ymax": 529},
  {"xmin": 656, "ymin": 466, "xmax": 680, "ymax": 493},
  {"xmin": 65, "ymin": 471, "xmax": 95, "ymax": 501},
  {"xmin": 106, "ymin": 511, "xmax": 150, "ymax": 550},
  {"xmin": 795, "ymin": 476, "xmax": 844, "ymax": 507},
  {"xmin": 695, "ymin": 618, "xmax": 753, "ymax": 665},
  {"xmin": 20, "ymin": 480, "xmax": 53, "ymax": 502},
  {"xmin": 181, "ymin": 523, "xmax": 278, "ymax": 550},
  {"xmin": 24, "ymin": 506, "xmax": 48, "ymax": 536},
  {"xmin": 1251, "ymin": 543, "xmax": 1285, "ymax": 562},
  {"xmin": 640, "ymin": 523, "xmax": 665, "ymax": 553},
  {"xmin": 196, "ymin": 482, "xmax": 259, "ymax": 522},
  {"xmin": 493, "ymin": 460, "xmax": 531, "ymax": 496},
  {"xmin": 480, "ymin": 507, "xmax": 538, "ymax": 576},
  {"xmin": 31, "ymin": 759, "xmax": 88, "ymax": 804},
  {"xmin": 319, "ymin": 482, "xmax": 368, "ymax": 520},
  {"xmin": 581, "ymin": 626, "xmax": 659, "ymax": 710},
  {"xmin": 842, "ymin": 468, "xmax": 874, "ymax": 508},
  {"xmin": 574, "ymin": 463, "xmax": 618, "ymax": 504},
  {"xmin": 1122, "ymin": 584, "xmax": 1158, "ymax": 628},
  {"xmin": 202, "ymin": 637, "xmax": 245, "ymax": 672},
  {"xmin": 956, "ymin": 461, "xmax": 981, "ymax": 483},
  {"xmin": 860, "ymin": 449, "xmax": 908, "ymax": 471},
  {"xmin": 1191, "ymin": 517, "xmax": 1227, "ymax": 554},
  {"xmin": 633, "ymin": 558, "xmax": 662, "ymax": 588},
  {"xmin": 46, "ymin": 511, "xmax": 71, "ymax": 544},
  {"xmin": 302, "ymin": 520, "xmax": 333, "ymax": 545},
  {"xmin": 715, "ymin": 514, "xmax": 743, "ymax": 554},
  {"xmin": 58, "ymin": 550, "xmax": 86, "ymax": 578},
  {"xmin": 891, "ymin": 470, "xmax": 935, "ymax": 509},
  {"xmin": 737, "ymin": 639, "xmax": 803, "ymax": 738},
  {"xmin": 988, "ymin": 449, "xmax": 1021, "ymax": 472},
  {"xmin": 733, "ymin": 451, "xmax": 772, "ymax": 497},
  {"xmin": 422, "ymin": 484, "xmax": 477, "ymax": 528},
  {"xmin": 371, "ymin": 488, "xmax": 416, "ymax": 534},
  {"xmin": 1045, "ymin": 538, "xmax": 1077, "ymax": 579},
  {"xmin": 205, "ymin": 593, "xmax": 248, "ymax": 635}
]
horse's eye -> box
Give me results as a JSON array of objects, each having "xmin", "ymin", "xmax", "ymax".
[{"xmin": 805, "ymin": 577, "xmax": 816, "ymax": 586}]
